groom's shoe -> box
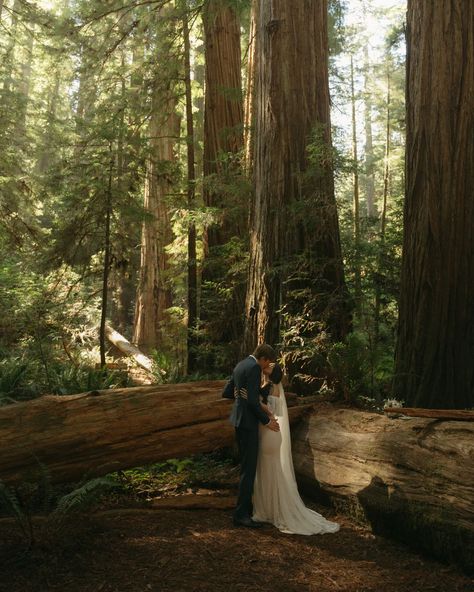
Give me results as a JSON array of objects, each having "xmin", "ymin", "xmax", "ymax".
[{"xmin": 233, "ymin": 517, "xmax": 265, "ymax": 528}]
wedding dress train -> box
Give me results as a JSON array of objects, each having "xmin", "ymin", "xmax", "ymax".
[{"xmin": 252, "ymin": 383, "xmax": 339, "ymax": 535}]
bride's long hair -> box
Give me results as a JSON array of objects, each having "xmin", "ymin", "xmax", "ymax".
[{"xmin": 269, "ymin": 364, "xmax": 283, "ymax": 384}]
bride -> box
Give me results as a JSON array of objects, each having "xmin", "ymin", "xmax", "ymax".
[{"xmin": 252, "ymin": 364, "xmax": 340, "ymax": 535}]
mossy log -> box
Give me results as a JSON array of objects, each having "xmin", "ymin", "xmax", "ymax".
[
  {"xmin": 291, "ymin": 406, "xmax": 474, "ymax": 573},
  {"xmin": 0, "ymin": 380, "xmax": 309, "ymax": 485}
]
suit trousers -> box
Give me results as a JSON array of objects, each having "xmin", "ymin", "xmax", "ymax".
[{"xmin": 234, "ymin": 425, "xmax": 259, "ymax": 520}]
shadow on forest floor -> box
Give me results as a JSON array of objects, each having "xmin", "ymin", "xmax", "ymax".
[{"xmin": 1, "ymin": 497, "xmax": 472, "ymax": 592}]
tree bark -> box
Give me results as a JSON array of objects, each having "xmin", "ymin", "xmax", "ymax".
[
  {"xmin": 111, "ymin": 38, "xmax": 145, "ymax": 334},
  {"xmin": 0, "ymin": 382, "xmax": 310, "ymax": 485},
  {"xmin": 202, "ymin": 0, "xmax": 244, "ymax": 247},
  {"xmin": 182, "ymin": 11, "xmax": 198, "ymax": 374},
  {"xmin": 243, "ymin": 0, "xmax": 257, "ymax": 172},
  {"xmin": 198, "ymin": 0, "xmax": 246, "ymax": 369},
  {"xmin": 292, "ymin": 406, "xmax": 474, "ymax": 573},
  {"xmin": 133, "ymin": 69, "xmax": 178, "ymax": 352},
  {"xmin": 244, "ymin": 0, "xmax": 349, "ymax": 354},
  {"xmin": 99, "ymin": 146, "xmax": 114, "ymax": 367},
  {"xmin": 394, "ymin": 1, "xmax": 474, "ymax": 409}
]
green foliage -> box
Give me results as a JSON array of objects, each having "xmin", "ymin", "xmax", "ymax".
[
  {"xmin": 50, "ymin": 477, "xmax": 119, "ymax": 522},
  {"xmin": 198, "ymin": 235, "xmax": 249, "ymax": 374},
  {"xmin": 0, "ymin": 256, "xmax": 130, "ymax": 402},
  {"xmin": 0, "ymin": 355, "xmax": 130, "ymax": 405},
  {"xmin": 329, "ymin": 0, "xmax": 348, "ymax": 56},
  {"xmin": 0, "ymin": 356, "xmax": 41, "ymax": 404},
  {"xmin": 115, "ymin": 451, "xmax": 234, "ymax": 500}
]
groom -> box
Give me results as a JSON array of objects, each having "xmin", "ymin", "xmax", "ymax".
[{"xmin": 222, "ymin": 344, "xmax": 280, "ymax": 528}]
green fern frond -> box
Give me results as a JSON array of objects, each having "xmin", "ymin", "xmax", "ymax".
[{"xmin": 51, "ymin": 476, "xmax": 118, "ymax": 519}]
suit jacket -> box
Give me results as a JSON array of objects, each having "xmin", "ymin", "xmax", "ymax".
[{"xmin": 222, "ymin": 356, "xmax": 270, "ymax": 429}]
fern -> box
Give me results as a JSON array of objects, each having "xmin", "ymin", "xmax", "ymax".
[{"xmin": 51, "ymin": 476, "xmax": 118, "ymax": 520}]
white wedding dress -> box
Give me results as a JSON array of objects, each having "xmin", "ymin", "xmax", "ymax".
[{"xmin": 252, "ymin": 383, "xmax": 340, "ymax": 535}]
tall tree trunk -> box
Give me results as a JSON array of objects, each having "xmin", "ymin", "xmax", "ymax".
[
  {"xmin": 202, "ymin": 0, "xmax": 244, "ymax": 246},
  {"xmin": 182, "ymin": 11, "xmax": 198, "ymax": 373},
  {"xmin": 363, "ymin": 44, "xmax": 376, "ymax": 218},
  {"xmin": 350, "ymin": 55, "xmax": 362, "ymax": 314},
  {"xmin": 380, "ymin": 67, "xmax": 391, "ymax": 240},
  {"xmin": 100, "ymin": 145, "xmax": 114, "ymax": 367},
  {"xmin": 244, "ymin": 0, "xmax": 349, "ymax": 357},
  {"xmin": 113, "ymin": 40, "xmax": 146, "ymax": 334},
  {"xmin": 199, "ymin": 0, "xmax": 245, "ymax": 369},
  {"xmin": 110, "ymin": 55, "xmax": 133, "ymax": 334},
  {"xmin": 133, "ymin": 88, "xmax": 178, "ymax": 352},
  {"xmin": 394, "ymin": 1, "xmax": 474, "ymax": 409},
  {"xmin": 374, "ymin": 66, "xmax": 391, "ymax": 347},
  {"xmin": 243, "ymin": 1, "xmax": 257, "ymax": 172},
  {"xmin": 127, "ymin": 39, "xmax": 145, "ymax": 195}
]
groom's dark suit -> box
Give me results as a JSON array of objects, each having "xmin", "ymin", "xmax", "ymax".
[{"xmin": 223, "ymin": 355, "xmax": 270, "ymax": 522}]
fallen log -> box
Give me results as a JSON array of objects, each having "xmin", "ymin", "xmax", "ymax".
[
  {"xmin": 104, "ymin": 325, "xmax": 164, "ymax": 376},
  {"xmin": 384, "ymin": 406, "xmax": 474, "ymax": 421},
  {"xmin": 291, "ymin": 405, "xmax": 474, "ymax": 573},
  {"xmin": 0, "ymin": 381, "xmax": 311, "ymax": 485}
]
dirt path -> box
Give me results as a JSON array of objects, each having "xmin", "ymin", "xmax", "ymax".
[{"xmin": 1, "ymin": 501, "xmax": 472, "ymax": 592}]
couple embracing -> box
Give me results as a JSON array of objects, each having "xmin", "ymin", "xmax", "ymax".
[{"xmin": 223, "ymin": 344, "xmax": 339, "ymax": 535}]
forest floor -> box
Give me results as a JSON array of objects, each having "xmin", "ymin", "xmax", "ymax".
[{"xmin": 1, "ymin": 489, "xmax": 472, "ymax": 592}]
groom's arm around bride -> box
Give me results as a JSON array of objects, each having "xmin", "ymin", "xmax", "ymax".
[{"xmin": 222, "ymin": 360, "xmax": 279, "ymax": 432}]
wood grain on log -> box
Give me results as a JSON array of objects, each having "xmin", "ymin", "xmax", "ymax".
[
  {"xmin": 0, "ymin": 381, "xmax": 310, "ymax": 485},
  {"xmin": 292, "ymin": 406, "xmax": 474, "ymax": 572}
]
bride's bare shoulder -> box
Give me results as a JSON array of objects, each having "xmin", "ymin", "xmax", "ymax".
[{"xmin": 271, "ymin": 383, "xmax": 281, "ymax": 397}]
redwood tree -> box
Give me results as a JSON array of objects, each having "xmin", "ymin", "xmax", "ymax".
[
  {"xmin": 200, "ymin": 0, "xmax": 246, "ymax": 369},
  {"xmin": 202, "ymin": 0, "xmax": 244, "ymax": 246},
  {"xmin": 133, "ymin": 14, "xmax": 179, "ymax": 352},
  {"xmin": 394, "ymin": 1, "xmax": 474, "ymax": 409},
  {"xmin": 133, "ymin": 90, "xmax": 178, "ymax": 352},
  {"xmin": 244, "ymin": 0, "xmax": 349, "ymax": 369}
]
